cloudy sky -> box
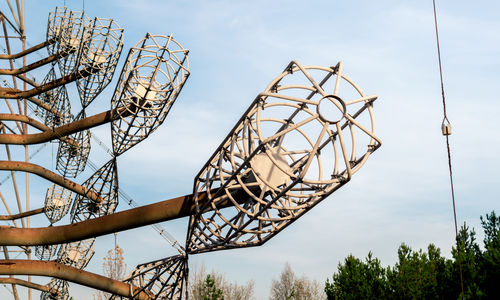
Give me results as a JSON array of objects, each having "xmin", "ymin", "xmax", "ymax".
[{"xmin": 1, "ymin": 0, "xmax": 499, "ymax": 299}]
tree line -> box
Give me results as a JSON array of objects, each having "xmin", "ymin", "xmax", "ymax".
[
  {"xmin": 325, "ymin": 211, "xmax": 499, "ymax": 299},
  {"xmin": 192, "ymin": 211, "xmax": 499, "ymax": 299},
  {"xmin": 94, "ymin": 211, "xmax": 498, "ymax": 299}
]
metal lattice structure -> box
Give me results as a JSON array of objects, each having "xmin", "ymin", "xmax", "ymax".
[
  {"xmin": 111, "ymin": 34, "xmax": 189, "ymax": 156},
  {"xmin": 50, "ymin": 7, "xmax": 88, "ymax": 76},
  {"xmin": 39, "ymin": 278, "xmax": 68, "ymax": 300},
  {"xmin": 0, "ymin": 3, "xmax": 381, "ymax": 300},
  {"xmin": 55, "ymin": 112, "xmax": 91, "ymax": 178},
  {"xmin": 34, "ymin": 244, "xmax": 58, "ymax": 261},
  {"xmin": 38, "ymin": 67, "xmax": 72, "ymax": 128},
  {"xmin": 186, "ymin": 61, "xmax": 381, "ymax": 253},
  {"xmin": 43, "ymin": 183, "xmax": 73, "ymax": 224},
  {"xmin": 111, "ymin": 255, "xmax": 187, "ymax": 300},
  {"xmin": 70, "ymin": 158, "xmax": 118, "ymax": 222},
  {"xmin": 76, "ymin": 17, "xmax": 123, "ymax": 108},
  {"xmin": 56, "ymin": 238, "xmax": 95, "ymax": 269}
]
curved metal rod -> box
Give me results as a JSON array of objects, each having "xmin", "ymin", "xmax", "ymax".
[
  {"xmin": 0, "ymin": 190, "xmax": 242, "ymax": 246},
  {"xmin": 0, "ymin": 260, "xmax": 151, "ymax": 300},
  {"xmin": 0, "ymin": 161, "xmax": 103, "ymax": 203},
  {"xmin": 0, "ymin": 39, "xmax": 53, "ymax": 59},
  {"xmin": 0, "ymin": 207, "xmax": 44, "ymax": 221},
  {"xmin": 0, "ymin": 277, "xmax": 57, "ymax": 294}
]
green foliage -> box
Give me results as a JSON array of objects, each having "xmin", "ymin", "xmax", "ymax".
[
  {"xmin": 480, "ymin": 211, "xmax": 500, "ymax": 299},
  {"xmin": 325, "ymin": 252, "xmax": 388, "ymax": 300},
  {"xmin": 452, "ymin": 223, "xmax": 484, "ymax": 299},
  {"xmin": 325, "ymin": 211, "xmax": 500, "ymax": 300},
  {"xmin": 387, "ymin": 243, "xmax": 454, "ymax": 299},
  {"xmin": 201, "ymin": 274, "xmax": 224, "ymax": 300}
]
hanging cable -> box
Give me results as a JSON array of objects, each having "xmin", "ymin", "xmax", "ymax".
[{"xmin": 432, "ymin": 1, "xmax": 465, "ymax": 299}]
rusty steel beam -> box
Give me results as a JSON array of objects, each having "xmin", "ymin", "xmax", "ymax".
[
  {"xmin": 0, "ymin": 66, "xmax": 95, "ymax": 99},
  {"xmin": 0, "ymin": 102, "xmax": 142, "ymax": 145},
  {"xmin": 0, "ymin": 277, "xmax": 57, "ymax": 294},
  {"xmin": 0, "ymin": 260, "xmax": 151, "ymax": 300},
  {"xmin": 0, "ymin": 39, "xmax": 53, "ymax": 59},
  {"xmin": 0, "ymin": 191, "xmax": 236, "ymax": 246},
  {"xmin": 15, "ymin": 74, "xmax": 37, "ymax": 87},
  {"xmin": 0, "ymin": 109, "xmax": 115, "ymax": 145},
  {"xmin": 0, "ymin": 161, "xmax": 103, "ymax": 203},
  {"xmin": 0, "ymin": 207, "xmax": 43, "ymax": 221},
  {"xmin": 0, "ymin": 113, "xmax": 79, "ymax": 147},
  {"xmin": 0, "ymin": 113, "xmax": 47, "ymax": 131},
  {"xmin": 0, "ymin": 50, "xmax": 69, "ymax": 75}
]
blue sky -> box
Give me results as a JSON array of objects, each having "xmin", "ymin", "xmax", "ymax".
[{"xmin": 1, "ymin": 0, "xmax": 499, "ymax": 299}]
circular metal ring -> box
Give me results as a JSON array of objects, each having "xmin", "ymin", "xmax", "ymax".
[{"xmin": 316, "ymin": 94, "xmax": 346, "ymax": 124}]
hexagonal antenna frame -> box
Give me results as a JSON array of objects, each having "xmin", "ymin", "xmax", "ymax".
[
  {"xmin": 46, "ymin": 6, "xmax": 71, "ymax": 56},
  {"xmin": 40, "ymin": 278, "xmax": 69, "ymax": 300},
  {"xmin": 44, "ymin": 183, "xmax": 73, "ymax": 224},
  {"xmin": 110, "ymin": 255, "xmax": 187, "ymax": 300},
  {"xmin": 186, "ymin": 61, "xmax": 381, "ymax": 254},
  {"xmin": 37, "ymin": 67, "xmax": 72, "ymax": 128},
  {"xmin": 56, "ymin": 238, "xmax": 95, "ymax": 269},
  {"xmin": 51, "ymin": 8, "xmax": 90, "ymax": 76},
  {"xmin": 55, "ymin": 111, "xmax": 91, "ymax": 178},
  {"xmin": 70, "ymin": 158, "xmax": 118, "ymax": 222},
  {"xmin": 34, "ymin": 244, "xmax": 59, "ymax": 261},
  {"xmin": 76, "ymin": 17, "xmax": 124, "ymax": 108},
  {"xmin": 111, "ymin": 34, "xmax": 190, "ymax": 156}
]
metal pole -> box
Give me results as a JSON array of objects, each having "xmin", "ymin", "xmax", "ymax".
[
  {"xmin": 0, "ymin": 161, "xmax": 103, "ymax": 203},
  {"xmin": 0, "ymin": 190, "xmax": 240, "ymax": 246},
  {"xmin": 0, "ymin": 260, "xmax": 152, "ymax": 300}
]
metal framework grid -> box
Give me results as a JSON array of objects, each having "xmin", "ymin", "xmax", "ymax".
[{"xmin": 0, "ymin": 3, "xmax": 380, "ymax": 300}]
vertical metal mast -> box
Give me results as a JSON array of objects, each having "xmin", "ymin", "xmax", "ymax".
[{"xmin": 0, "ymin": 1, "xmax": 26, "ymax": 300}]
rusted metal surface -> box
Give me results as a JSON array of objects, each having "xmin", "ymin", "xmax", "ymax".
[
  {"xmin": 0, "ymin": 161, "xmax": 103, "ymax": 203},
  {"xmin": 0, "ymin": 260, "xmax": 151, "ymax": 299},
  {"xmin": 0, "ymin": 65, "xmax": 95, "ymax": 99},
  {"xmin": 0, "ymin": 191, "xmax": 215, "ymax": 246},
  {"xmin": 0, "ymin": 277, "xmax": 57, "ymax": 294},
  {"xmin": 0, "ymin": 48, "xmax": 74, "ymax": 75},
  {"xmin": 0, "ymin": 207, "xmax": 43, "ymax": 220},
  {"xmin": 0, "ymin": 113, "xmax": 53, "ymax": 131},
  {"xmin": 0, "ymin": 113, "xmax": 78, "ymax": 147},
  {"xmin": 0, "ymin": 39, "xmax": 53, "ymax": 59},
  {"xmin": 0, "ymin": 108, "xmax": 113, "ymax": 144}
]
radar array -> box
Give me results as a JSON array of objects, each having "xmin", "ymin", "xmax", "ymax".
[{"xmin": 0, "ymin": 4, "xmax": 380, "ymax": 300}]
